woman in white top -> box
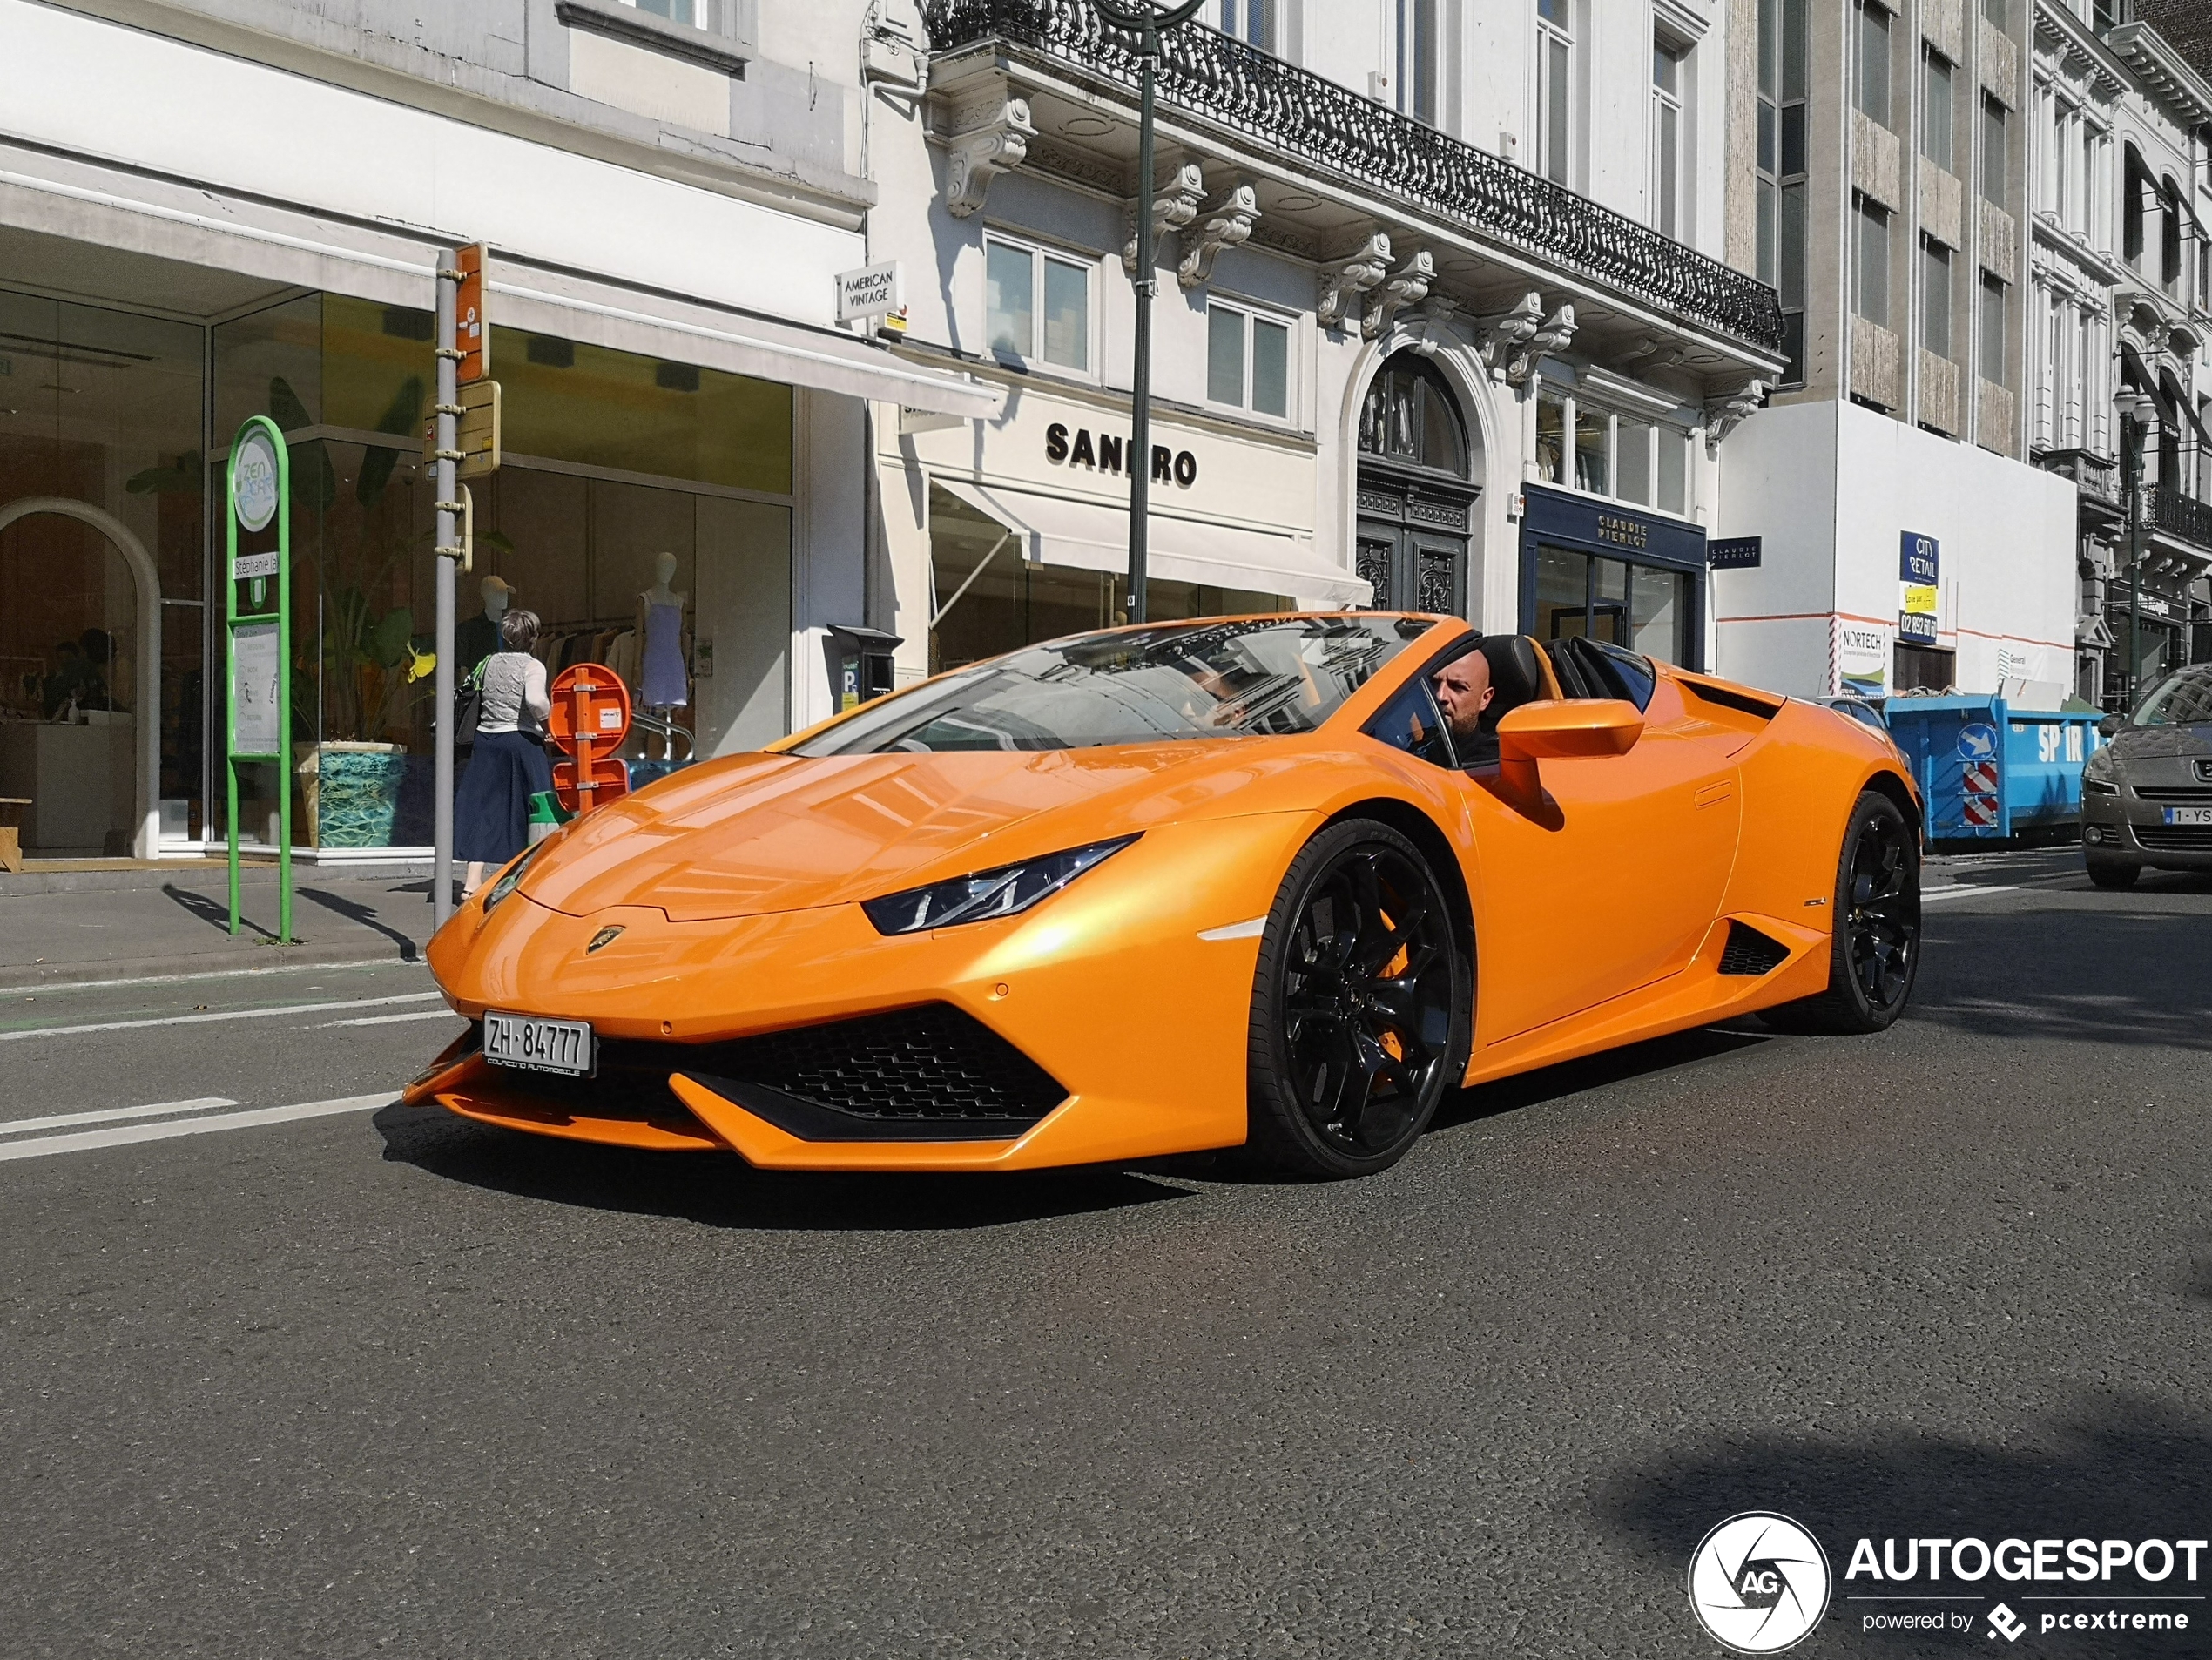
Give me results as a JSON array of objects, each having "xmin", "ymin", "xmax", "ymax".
[{"xmin": 455, "ymin": 607, "xmax": 555, "ymax": 894}]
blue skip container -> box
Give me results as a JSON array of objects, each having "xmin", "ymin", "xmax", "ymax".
[{"xmin": 1882, "ymin": 694, "xmax": 2107, "ymax": 841}]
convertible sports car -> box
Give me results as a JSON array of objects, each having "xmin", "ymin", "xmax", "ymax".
[{"xmin": 408, "ymin": 615, "xmax": 1923, "ymax": 1179}]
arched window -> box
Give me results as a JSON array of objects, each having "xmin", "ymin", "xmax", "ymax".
[
  {"xmin": 2161, "ymin": 176, "xmax": 2183, "ymax": 292},
  {"xmin": 1358, "ymin": 354, "xmax": 1468, "ymax": 476},
  {"xmin": 2122, "ymin": 145, "xmax": 2148, "ymax": 267}
]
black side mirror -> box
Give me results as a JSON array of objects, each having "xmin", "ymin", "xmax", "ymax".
[{"xmin": 2097, "ymin": 715, "xmax": 2120, "ymax": 739}]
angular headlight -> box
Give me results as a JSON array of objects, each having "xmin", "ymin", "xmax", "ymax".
[
  {"xmin": 861, "ymin": 835, "xmax": 1140, "ymax": 935},
  {"xmin": 481, "ymin": 841, "xmax": 545, "ymax": 915}
]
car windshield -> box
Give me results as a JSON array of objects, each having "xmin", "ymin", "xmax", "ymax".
[
  {"xmin": 2131, "ymin": 665, "xmax": 2212, "ymax": 727},
  {"xmin": 794, "ymin": 616, "xmax": 1433, "ymax": 755}
]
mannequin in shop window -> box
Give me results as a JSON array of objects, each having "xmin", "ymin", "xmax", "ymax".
[
  {"xmin": 455, "ymin": 576, "xmax": 514, "ymax": 678},
  {"xmin": 635, "ymin": 551, "xmax": 689, "ymax": 756}
]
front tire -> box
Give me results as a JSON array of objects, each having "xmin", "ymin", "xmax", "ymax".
[
  {"xmin": 2085, "ymin": 856, "xmax": 2141, "ymax": 890},
  {"xmin": 1244, "ymin": 820, "xmax": 1469, "ymax": 1179},
  {"xmin": 1761, "ymin": 790, "xmax": 1920, "ymax": 1036}
]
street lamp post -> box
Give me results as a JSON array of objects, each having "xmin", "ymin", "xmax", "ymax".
[
  {"xmin": 1095, "ymin": 0, "xmax": 1205, "ymax": 628},
  {"xmin": 2117, "ymin": 388, "xmax": 2160, "ymax": 712}
]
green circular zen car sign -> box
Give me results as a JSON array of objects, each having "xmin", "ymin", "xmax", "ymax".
[{"xmin": 232, "ymin": 428, "xmax": 280, "ymax": 533}]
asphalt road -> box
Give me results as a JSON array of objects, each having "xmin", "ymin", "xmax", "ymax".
[{"xmin": 3, "ymin": 847, "xmax": 2208, "ymax": 1658}]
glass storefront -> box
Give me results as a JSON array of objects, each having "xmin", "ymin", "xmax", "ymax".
[
  {"xmin": 1518, "ymin": 484, "xmax": 1704, "ymax": 669},
  {"xmin": 0, "ymin": 280, "xmax": 798, "ymax": 857}
]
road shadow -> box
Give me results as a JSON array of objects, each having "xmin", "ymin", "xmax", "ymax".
[
  {"xmin": 370, "ymin": 1103, "xmax": 1195, "ymax": 1232},
  {"xmin": 1911, "ymin": 905, "xmax": 2212, "ymax": 1052},
  {"xmin": 296, "ymin": 885, "xmax": 423, "ymax": 962},
  {"xmin": 1599, "ymin": 1397, "xmax": 2212, "ymax": 1654},
  {"xmin": 161, "ymin": 881, "xmax": 277, "ymax": 941},
  {"xmin": 1433, "ymin": 1026, "xmax": 1772, "ymax": 1136}
]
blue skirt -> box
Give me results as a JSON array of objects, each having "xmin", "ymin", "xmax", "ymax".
[{"xmin": 455, "ymin": 729, "xmax": 554, "ymax": 865}]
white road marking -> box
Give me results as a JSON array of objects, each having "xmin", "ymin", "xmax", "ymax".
[
  {"xmin": 0, "ymin": 991, "xmax": 442, "ymax": 1042},
  {"xmin": 0, "ymin": 1093, "xmax": 394, "ymax": 1163},
  {"xmin": 319, "ymin": 1009, "xmax": 461, "ymax": 1029},
  {"xmin": 1197, "ymin": 916, "xmax": 1268, "ymax": 941},
  {"xmin": 1920, "ymin": 884, "xmax": 2022, "ymax": 904},
  {"xmin": 0, "ymin": 1097, "xmax": 239, "ymax": 1137}
]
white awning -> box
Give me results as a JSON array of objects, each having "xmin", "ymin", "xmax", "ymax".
[
  {"xmin": 0, "ymin": 141, "xmax": 1002, "ymax": 420},
  {"xmin": 934, "ymin": 479, "xmax": 1371, "ymax": 608}
]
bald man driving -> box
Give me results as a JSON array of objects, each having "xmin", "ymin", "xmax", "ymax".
[{"xmin": 1433, "ymin": 649, "xmax": 1498, "ymax": 766}]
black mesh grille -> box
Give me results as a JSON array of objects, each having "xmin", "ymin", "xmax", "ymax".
[
  {"xmin": 2136, "ymin": 825, "xmax": 2212, "ymax": 851},
  {"xmin": 1718, "ymin": 921, "xmax": 1791, "ymax": 975}
]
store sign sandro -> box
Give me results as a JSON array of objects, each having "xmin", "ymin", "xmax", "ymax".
[{"xmin": 1046, "ymin": 423, "xmax": 1199, "ymax": 488}]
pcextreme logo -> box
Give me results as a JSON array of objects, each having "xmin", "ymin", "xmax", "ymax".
[{"xmin": 1688, "ymin": 1512, "xmax": 1833, "ymax": 1654}]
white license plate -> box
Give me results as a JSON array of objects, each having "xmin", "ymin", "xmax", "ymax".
[
  {"xmin": 483, "ymin": 1010, "xmax": 596, "ymax": 1076},
  {"xmin": 2163, "ymin": 806, "xmax": 2212, "ymax": 827}
]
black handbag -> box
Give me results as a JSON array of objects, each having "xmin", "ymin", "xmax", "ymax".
[{"xmin": 452, "ymin": 661, "xmax": 484, "ymax": 755}]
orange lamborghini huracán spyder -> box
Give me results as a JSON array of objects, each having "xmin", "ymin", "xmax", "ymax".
[{"xmin": 408, "ymin": 615, "xmax": 1922, "ymax": 1180}]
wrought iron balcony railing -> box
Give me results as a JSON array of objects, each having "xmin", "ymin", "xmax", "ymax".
[
  {"xmin": 924, "ymin": 0, "xmax": 1786, "ymax": 356},
  {"xmin": 2148, "ymin": 482, "xmax": 2212, "ymax": 551}
]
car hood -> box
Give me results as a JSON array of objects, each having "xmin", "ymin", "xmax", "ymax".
[
  {"xmin": 2105, "ymin": 722, "xmax": 2212, "ymax": 763},
  {"xmin": 516, "ymin": 741, "xmax": 1294, "ymax": 921}
]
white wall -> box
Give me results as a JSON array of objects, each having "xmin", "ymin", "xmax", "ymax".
[{"xmin": 1715, "ymin": 400, "xmax": 2077, "ymax": 698}]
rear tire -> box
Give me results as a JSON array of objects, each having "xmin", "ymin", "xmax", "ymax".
[
  {"xmin": 1244, "ymin": 820, "xmax": 1469, "ymax": 1179},
  {"xmin": 1760, "ymin": 790, "xmax": 1920, "ymax": 1036},
  {"xmin": 2085, "ymin": 856, "xmax": 2141, "ymax": 890}
]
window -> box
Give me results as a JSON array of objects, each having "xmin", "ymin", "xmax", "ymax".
[
  {"xmin": 1921, "ymin": 50, "xmax": 1952, "ymax": 171},
  {"xmin": 1855, "ymin": 194, "xmax": 1891, "ymax": 327},
  {"xmin": 1397, "ymin": 0, "xmax": 1439, "ymax": 125},
  {"xmin": 1981, "ymin": 0, "xmax": 2005, "ymax": 23},
  {"xmin": 1535, "ymin": 386, "xmax": 1568, "ymax": 483},
  {"xmin": 1757, "ymin": 0, "xmax": 1810, "ymax": 384},
  {"xmin": 1205, "ymin": 301, "xmax": 1290, "ymax": 418},
  {"xmin": 1979, "ymin": 94, "xmax": 2006, "ymax": 205},
  {"xmin": 1360, "ymin": 357, "xmax": 1467, "ymax": 474},
  {"xmin": 1537, "ymin": 0, "xmax": 1573, "ymax": 185},
  {"xmin": 1652, "ymin": 41, "xmax": 1685, "ymax": 238},
  {"xmin": 2123, "ymin": 145, "xmax": 2148, "ymax": 265},
  {"xmin": 1575, "ymin": 406, "xmax": 1609, "ymax": 494},
  {"xmin": 618, "ymin": 0, "xmax": 728, "ymax": 26},
  {"xmin": 1921, "ymin": 237, "xmax": 1951, "ymax": 356},
  {"xmin": 985, "ymin": 237, "xmax": 1089, "ymax": 372},
  {"xmin": 1855, "ymin": 0, "xmax": 1891, "ymax": 130},
  {"xmin": 1616, "ymin": 415, "xmax": 1654, "ymax": 504},
  {"xmin": 1217, "ymin": 0, "xmax": 1275, "ymax": 51},
  {"xmin": 1657, "ymin": 428, "xmax": 1689, "ymax": 514},
  {"xmin": 1979, "ymin": 273, "xmax": 2006, "ymax": 383},
  {"xmin": 2161, "ymin": 179, "xmax": 2182, "ymax": 291}
]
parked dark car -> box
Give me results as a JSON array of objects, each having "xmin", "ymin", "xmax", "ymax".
[
  {"xmin": 1823, "ymin": 696, "xmax": 1891, "ymax": 739},
  {"xmin": 2080, "ymin": 665, "xmax": 2212, "ymax": 887}
]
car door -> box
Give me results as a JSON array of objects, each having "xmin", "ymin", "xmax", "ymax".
[{"xmin": 1366, "ymin": 651, "xmax": 1741, "ymax": 1045}]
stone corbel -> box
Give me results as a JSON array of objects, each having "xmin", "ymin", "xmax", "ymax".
[
  {"xmin": 1362, "ymin": 249, "xmax": 1435, "ymax": 341},
  {"xmin": 1703, "ymin": 380, "xmax": 1768, "ymax": 455},
  {"xmin": 1476, "ymin": 294, "xmax": 1543, "ymax": 381},
  {"xmin": 1318, "ymin": 233, "xmax": 1392, "ymax": 332},
  {"xmin": 1123, "ymin": 162, "xmax": 1207, "ymax": 274},
  {"xmin": 943, "ymin": 93, "xmax": 1035, "ymax": 219},
  {"xmin": 1177, "ymin": 181, "xmax": 1260, "ymax": 289},
  {"xmin": 1411, "ymin": 294, "xmax": 1459, "ymax": 358},
  {"xmin": 1506, "ymin": 304, "xmax": 1576, "ymax": 388}
]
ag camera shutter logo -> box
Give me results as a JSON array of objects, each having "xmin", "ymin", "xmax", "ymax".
[{"xmin": 1689, "ymin": 1512, "xmax": 1832, "ymax": 1653}]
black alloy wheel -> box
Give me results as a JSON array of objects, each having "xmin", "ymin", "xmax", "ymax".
[
  {"xmin": 1246, "ymin": 820, "xmax": 1469, "ymax": 1178},
  {"xmin": 1763, "ymin": 790, "xmax": 1920, "ymax": 1036}
]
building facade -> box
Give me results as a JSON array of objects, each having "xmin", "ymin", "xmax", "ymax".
[
  {"xmin": 1712, "ymin": 0, "xmax": 2081, "ymax": 706},
  {"xmin": 0, "ymin": 0, "xmax": 993, "ymax": 860},
  {"xmin": 860, "ymin": 0, "xmax": 1784, "ymax": 691},
  {"xmin": 2026, "ymin": 0, "xmax": 2212, "ymax": 710}
]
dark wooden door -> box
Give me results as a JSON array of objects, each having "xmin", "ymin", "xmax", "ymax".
[{"xmin": 1355, "ymin": 469, "xmax": 1475, "ymax": 615}]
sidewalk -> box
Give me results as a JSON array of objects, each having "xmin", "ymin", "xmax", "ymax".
[{"xmin": 0, "ymin": 867, "xmax": 442, "ymax": 989}]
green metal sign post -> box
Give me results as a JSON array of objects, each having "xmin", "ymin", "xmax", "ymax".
[{"xmin": 225, "ymin": 415, "xmax": 293, "ymax": 942}]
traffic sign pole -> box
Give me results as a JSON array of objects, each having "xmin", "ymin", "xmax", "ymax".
[{"xmin": 225, "ymin": 415, "xmax": 293, "ymax": 942}]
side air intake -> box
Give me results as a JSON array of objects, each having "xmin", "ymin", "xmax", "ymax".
[{"xmin": 1717, "ymin": 921, "xmax": 1791, "ymax": 975}]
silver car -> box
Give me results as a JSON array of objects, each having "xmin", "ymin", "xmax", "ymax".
[{"xmin": 2080, "ymin": 663, "xmax": 2212, "ymax": 887}]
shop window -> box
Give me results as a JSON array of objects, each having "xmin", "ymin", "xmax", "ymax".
[
  {"xmin": 1616, "ymin": 415, "xmax": 1654, "ymax": 505},
  {"xmin": 1854, "ymin": 0, "xmax": 1891, "ymax": 130},
  {"xmin": 1854, "ymin": 194, "xmax": 1891, "ymax": 328},
  {"xmin": 1217, "ymin": 0, "xmax": 1276, "ymax": 51},
  {"xmin": 1535, "ymin": 387, "xmax": 1568, "ymax": 484},
  {"xmin": 1536, "ymin": 0, "xmax": 1574, "ymax": 186},
  {"xmin": 1534, "ymin": 544, "xmax": 1692, "ymax": 667},
  {"xmin": 1921, "ymin": 238, "xmax": 1952, "ymax": 358},
  {"xmin": 984, "ymin": 236, "xmax": 1090, "ymax": 374},
  {"xmin": 1206, "ymin": 301, "xmax": 1291, "ymax": 418},
  {"xmin": 1920, "ymin": 49, "xmax": 1952, "ymax": 172},
  {"xmin": 1574, "ymin": 406, "xmax": 1609, "ymax": 495},
  {"xmin": 1657, "ymin": 428, "xmax": 1689, "ymax": 515}
]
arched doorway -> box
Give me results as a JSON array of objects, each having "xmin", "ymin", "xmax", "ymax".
[{"xmin": 1355, "ymin": 352, "xmax": 1477, "ymax": 614}]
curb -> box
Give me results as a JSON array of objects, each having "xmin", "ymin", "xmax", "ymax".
[{"xmin": 0, "ymin": 936, "xmax": 427, "ymax": 992}]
